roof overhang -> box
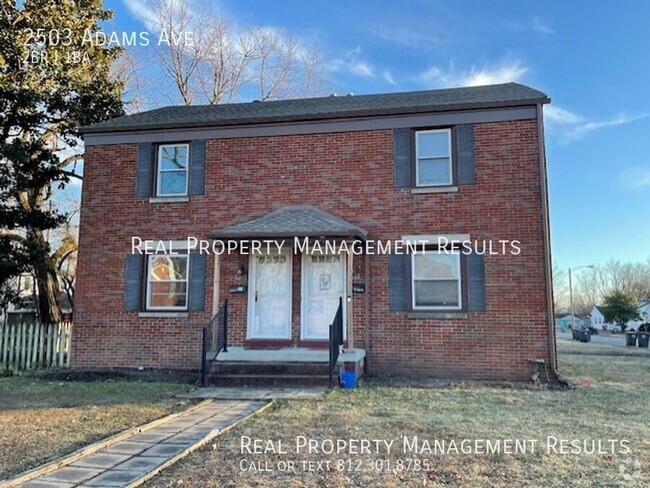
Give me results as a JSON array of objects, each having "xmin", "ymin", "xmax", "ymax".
[
  {"xmin": 208, "ymin": 205, "xmax": 368, "ymax": 242},
  {"xmin": 80, "ymin": 98, "xmax": 549, "ymax": 135}
]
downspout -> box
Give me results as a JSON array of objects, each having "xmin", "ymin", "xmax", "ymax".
[
  {"xmin": 537, "ymin": 103, "xmax": 559, "ymax": 378},
  {"xmin": 364, "ymin": 251, "xmax": 370, "ymax": 374}
]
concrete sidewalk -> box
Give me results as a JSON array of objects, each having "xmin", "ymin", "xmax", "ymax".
[
  {"xmin": 18, "ymin": 400, "xmax": 265, "ymax": 488},
  {"xmin": 181, "ymin": 386, "xmax": 327, "ymax": 400}
]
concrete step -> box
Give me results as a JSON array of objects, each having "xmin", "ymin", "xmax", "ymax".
[
  {"xmin": 207, "ymin": 374, "xmax": 334, "ymax": 387},
  {"xmin": 210, "ymin": 361, "xmax": 331, "ymax": 376}
]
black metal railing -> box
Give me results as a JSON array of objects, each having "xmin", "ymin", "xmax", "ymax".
[
  {"xmin": 200, "ymin": 299, "xmax": 228, "ymax": 387},
  {"xmin": 215, "ymin": 299, "xmax": 229, "ymax": 355},
  {"xmin": 329, "ymin": 297, "xmax": 344, "ymax": 388}
]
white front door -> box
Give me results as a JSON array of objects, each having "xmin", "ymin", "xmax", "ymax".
[
  {"xmin": 301, "ymin": 253, "xmax": 346, "ymax": 340},
  {"xmin": 247, "ymin": 252, "xmax": 292, "ymax": 339}
]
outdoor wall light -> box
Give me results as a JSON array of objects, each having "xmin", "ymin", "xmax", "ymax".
[{"xmin": 236, "ymin": 265, "xmax": 247, "ymax": 276}]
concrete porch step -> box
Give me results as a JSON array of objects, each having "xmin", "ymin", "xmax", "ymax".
[
  {"xmin": 207, "ymin": 373, "xmax": 333, "ymax": 387},
  {"xmin": 210, "ymin": 361, "xmax": 332, "ymax": 376}
]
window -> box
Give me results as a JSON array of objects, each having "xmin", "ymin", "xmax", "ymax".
[
  {"xmin": 146, "ymin": 255, "xmax": 189, "ymax": 310},
  {"xmin": 415, "ymin": 129, "xmax": 452, "ymax": 187},
  {"xmin": 156, "ymin": 144, "xmax": 189, "ymax": 196},
  {"xmin": 411, "ymin": 250, "xmax": 462, "ymax": 310}
]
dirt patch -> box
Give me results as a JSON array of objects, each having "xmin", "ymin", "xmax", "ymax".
[{"xmin": 26, "ymin": 367, "xmax": 199, "ymax": 384}]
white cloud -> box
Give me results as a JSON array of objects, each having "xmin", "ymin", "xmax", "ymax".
[
  {"xmin": 418, "ymin": 59, "xmax": 528, "ymax": 87},
  {"xmin": 383, "ymin": 70, "xmax": 397, "ymax": 85},
  {"xmin": 543, "ymin": 105, "xmax": 582, "ymax": 125},
  {"xmin": 122, "ymin": 0, "xmax": 158, "ymax": 30},
  {"xmin": 532, "ymin": 17, "xmax": 555, "ymax": 35},
  {"xmin": 544, "ymin": 105, "xmax": 647, "ymax": 140},
  {"xmin": 350, "ymin": 61, "xmax": 374, "ymax": 77},
  {"xmin": 327, "ymin": 47, "xmax": 375, "ymax": 78},
  {"xmin": 369, "ymin": 26, "xmax": 441, "ymax": 49},
  {"xmin": 619, "ymin": 166, "xmax": 650, "ymax": 191},
  {"xmin": 505, "ymin": 17, "xmax": 555, "ymax": 35}
]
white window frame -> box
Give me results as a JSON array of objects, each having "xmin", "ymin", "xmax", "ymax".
[
  {"xmin": 146, "ymin": 254, "xmax": 189, "ymax": 311},
  {"xmin": 415, "ymin": 129, "xmax": 453, "ymax": 187},
  {"xmin": 411, "ymin": 249, "xmax": 462, "ymax": 310},
  {"xmin": 156, "ymin": 143, "xmax": 189, "ymax": 197}
]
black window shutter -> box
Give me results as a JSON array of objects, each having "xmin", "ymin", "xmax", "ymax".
[
  {"xmin": 393, "ymin": 128, "xmax": 412, "ymax": 187},
  {"xmin": 466, "ymin": 252, "xmax": 486, "ymax": 311},
  {"xmin": 124, "ymin": 254, "xmax": 143, "ymax": 311},
  {"xmin": 456, "ymin": 124, "xmax": 476, "ymax": 185},
  {"xmin": 188, "ymin": 253, "xmax": 207, "ymax": 311},
  {"xmin": 188, "ymin": 140, "xmax": 206, "ymax": 196},
  {"xmin": 389, "ymin": 253, "xmax": 410, "ymax": 311},
  {"xmin": 136, "ymin": 143, "xmax": 154, "ymax": 198}
]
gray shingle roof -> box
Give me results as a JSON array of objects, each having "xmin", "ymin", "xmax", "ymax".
[
  {"xmin": 82, "ymin": 82, "xmax": 549, "ymax": 134},
  {"xmin": 209, "ymin": 205, "xmax": 368, "ymax": 240}
]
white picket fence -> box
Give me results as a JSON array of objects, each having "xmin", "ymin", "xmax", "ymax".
[{"xmin": 0, "ymin": 322, "xmax": 72, "ymax": 371}]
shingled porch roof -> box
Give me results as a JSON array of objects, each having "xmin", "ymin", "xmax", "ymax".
[{"xmin": 208, "ymin": 205, "xmax": 368, "ymax": 240}]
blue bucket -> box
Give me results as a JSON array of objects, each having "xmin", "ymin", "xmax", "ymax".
[{"xmin": 341, "ymin": 371, "xmax": 357, "ymax": 389}]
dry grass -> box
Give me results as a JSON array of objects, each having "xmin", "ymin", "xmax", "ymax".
[
  {"xmin": 0, "ymin": 377, "xmax": 192, "ymax": 479},
  {"xmin": 144, "ymin": 342, "xmax": 650, "ymax": 488}
]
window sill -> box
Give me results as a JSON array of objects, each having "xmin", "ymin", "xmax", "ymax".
[
  {"xmin": 149, "ymin": 196, "xmax": 190, "ymax": 204},
  {"xmin": 407, "ymin": 312, "xmax": 468, "ymax": 319},
  {"xmin": 138, "ymin": 311, "xmax": 189, "ymax": 318},
  {"xmin": 410, "ymin": 186, "xmax": 458, "ymax": 194}
]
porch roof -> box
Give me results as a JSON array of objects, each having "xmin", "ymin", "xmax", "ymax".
[{"xmin": 208, "ymin": 205, "xmax": 368, "ymax": 240}]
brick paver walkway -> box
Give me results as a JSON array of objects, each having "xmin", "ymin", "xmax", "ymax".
[{"xmin": 20, "ymin": 400, "xmax": 264, "ymax": 488}]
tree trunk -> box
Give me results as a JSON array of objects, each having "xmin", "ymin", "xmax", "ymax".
[
  {"xmin": 35, "ymin": 264, "xmax": 62, "ymax": 324},
  {"xmin": 28, "ymin": 230, "xmax": 63, "ymax": 324}
]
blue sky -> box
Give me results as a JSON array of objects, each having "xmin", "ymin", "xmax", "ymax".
[{"xmin": 105, "ymin": 0, "xmax": 650, "ymax": 269}]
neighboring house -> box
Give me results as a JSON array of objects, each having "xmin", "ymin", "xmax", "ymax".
[
  {"xmin": 1, "ymin": 273, "xmax": 38, "ymax": 325},
  {"xmin": 626, "ymin": 300, "xmax": 650, "ymax": 330},
  {"xmin": 556, "ymin": 314, "xmax": 589, "ymax": 330},
  {"xmin": 590, "ymin": 303, "xmax": 650, "ymax": 331},
  {"xmin": 74, "ymin": 82, "xmax": 555, "ymax": 381},
  {"xmin": 638, "ymin": 301, "xmax": 650, "ymax": 324},
  {"xmin": 1, "ymin": 273, "xmax": 73, "ymax": 325},
  {"xmin": 589, "ymin": 306, "xmax": 610, "ymax": 330}
]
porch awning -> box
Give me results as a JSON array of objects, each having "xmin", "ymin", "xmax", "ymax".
[{"xmin": 208, "ymin": 205, "xmax": 368, "ymax": 240}]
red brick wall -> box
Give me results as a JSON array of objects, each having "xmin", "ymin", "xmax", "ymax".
[{"xmin": 74, "ymin": 118, "xmax": 551, "ymax": 380}]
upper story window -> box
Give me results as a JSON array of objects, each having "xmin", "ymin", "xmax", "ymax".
[
  {"xmin": 146, "ymin": 255, "xmax": 189, "ymax": 310},
  {"xmin": 415, "ymin": 129, "xmax": 453, "ymax": 187},
  {"xmin": 156, "ymin": 144, "xmax": 189, "ymax": 196},
  {"xmin": 411, "ymin": 250, "xmax": 462, "ymax": 310}
]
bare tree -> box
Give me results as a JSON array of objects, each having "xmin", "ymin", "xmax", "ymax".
[
  {"xmin": 111, "ymin": 49, "xmax": 151, "ymax": 114},
  {"xmin": 576, "ymin": 267, "xmax": 605, "ymax": 310},
  {"xmin": 575, "ymin": 260, "xmax": 650, "ymax": 308},
  {"xmin": 552, "ymin": 263, "xmax": 569, "ymax": 314},
  {"xmin": 151, "ymin": 0, "xmax": 207, "ymax": 105},
  {"xmin": 150, "ymin": 0, "xmax": 330, "ymax": 105}
]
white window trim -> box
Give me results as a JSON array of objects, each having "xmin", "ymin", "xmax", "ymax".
[
  {"xmin": 415, "ymin": 128, "xmax": 453, "ymax": 187},
  {"xmin": 146, "ymin": 254, "xmax": 189, "ymax": 311},
  {"xmin": 156, "ymin": 143, "xmax": 189, "ymax": 197},
  {"xmin": 411, "ymin": 250, "xmax": 462, "ymax": 311}
]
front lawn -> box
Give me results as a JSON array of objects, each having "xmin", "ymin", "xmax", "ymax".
[
  {"xmin": 0, "ymin": 377, "xmax": 192, "ymax": 479},
  {"xmin": 144, "ymin": 340, "xmax": 650, "ymax": 487}
]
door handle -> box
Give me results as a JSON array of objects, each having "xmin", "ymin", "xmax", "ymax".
[{"xmin": 255, "ymin": 290, "xmax": 258, "ymax": 302}]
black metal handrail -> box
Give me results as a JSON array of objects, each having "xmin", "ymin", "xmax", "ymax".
[
  {"xmin": 329, "ymin": 297, "xmax": 344, "ymax": 388},
  {"xmin": 200, "ymin": 299, "xmax": 228, "ymax": 387}
]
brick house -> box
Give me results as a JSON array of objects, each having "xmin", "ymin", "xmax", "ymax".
[{"xmin": 75, "ymin": 82, "xmax": 556, "ymax": 382}]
